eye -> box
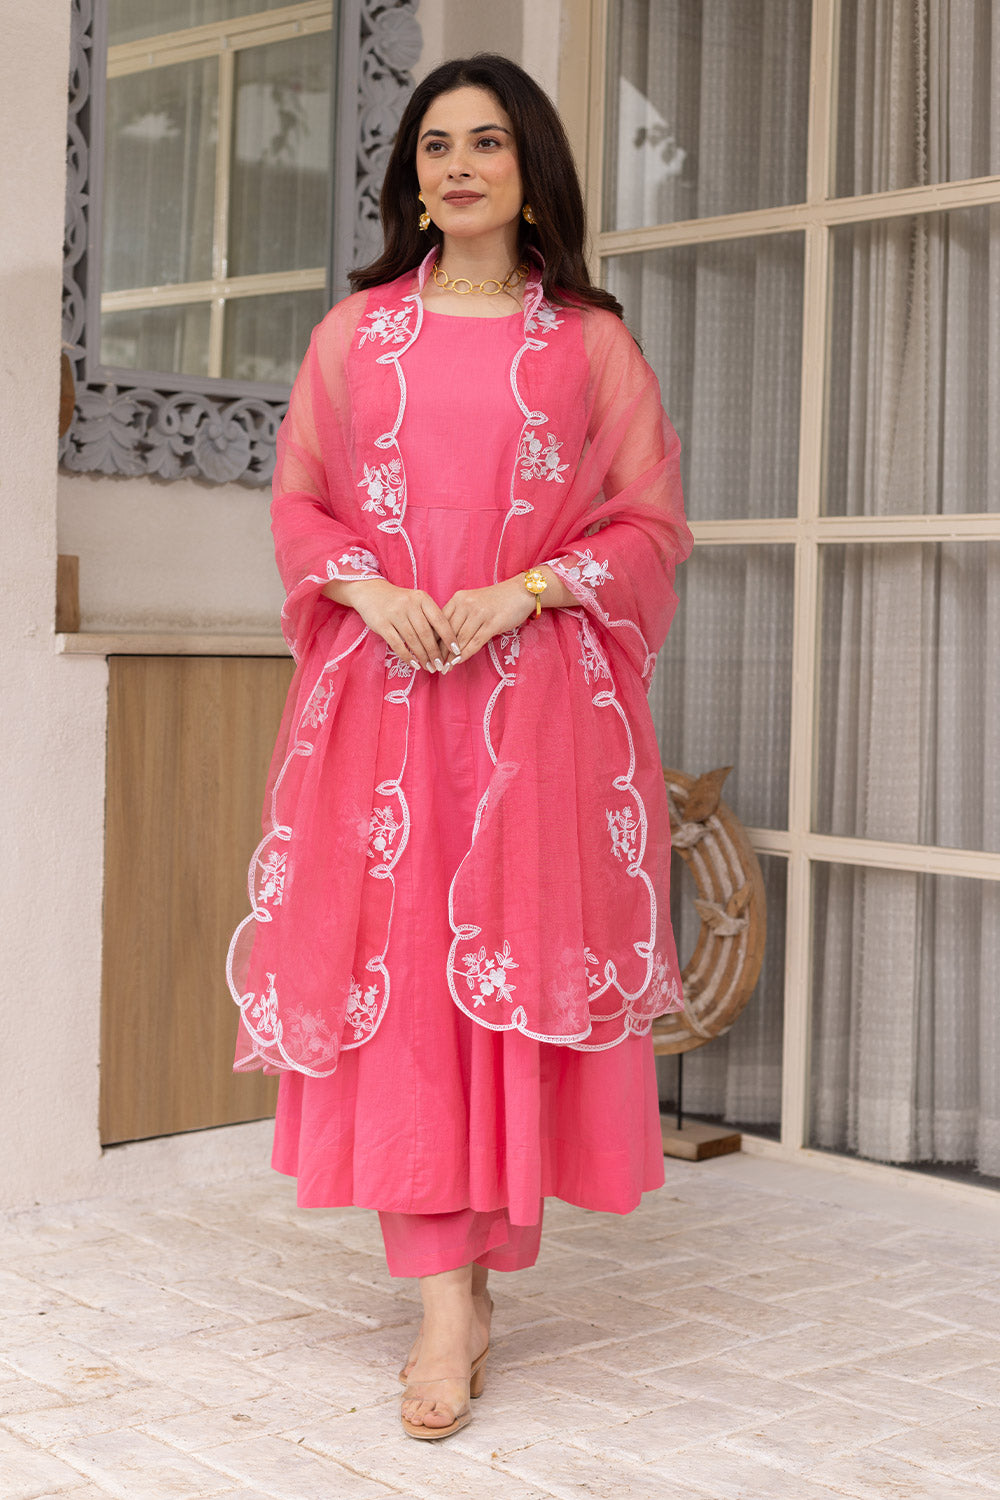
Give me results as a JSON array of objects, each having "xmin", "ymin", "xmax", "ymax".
[{"xmin": 475, "ymin": 136, "xmax": 501, "ymax": 149}]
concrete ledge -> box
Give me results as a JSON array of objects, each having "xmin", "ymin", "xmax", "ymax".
[
  {"xmin": 737, "ymin": 1133, "xmax": 1000, "ymax": 1237},
  {"xmin": 57, "ymin": 631, "xmax": 289, "ymax": 656}
]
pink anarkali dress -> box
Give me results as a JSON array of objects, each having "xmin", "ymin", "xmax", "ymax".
[{"xmin": 229, "ymin": 256, "xmax": 692, "ymax": 1277}]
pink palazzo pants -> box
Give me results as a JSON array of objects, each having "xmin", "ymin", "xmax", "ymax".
[{"xmin": 377, "ymin": 1204, "xmax": 545, "ymax": 1278}]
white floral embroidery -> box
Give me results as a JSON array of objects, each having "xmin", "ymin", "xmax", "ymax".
[
  {"xmin": 358, "ymin": 459, "xmax": 404, "ymax": 517},
  {"xmin": 335, "ymin": 547, "xmax": 381, "ymax": 575},
  {"xmin": 649, "ymin": 951, "xmax": 682, "ymax": 1011},
  {"xmin": 578, "ymin": 620, "xmax": 610, "ymax": 685},
  {"xmin": 302, "ymin": 676, "xmax": 337, "ymax": 728},
  {"xmin": 561, "ymin": 548, "xmax": 614, "ymax": 588},
  {"xmin": 286, "ymin": 1005, "xmax": 334, "ymax": 1060},
  {"xmin": 584, "ymin": 944, "xmax": 601, "ymax": 989},
  {"xmin": 357, "ymin": 305, "xmax": 413, "ymax": 347},
  {"xmin": 518, "ymin": 428, "xmax": 569, "ymax": 483},
  {"xmin": 385, "ymin": 649, "xmax": 415, "ymax": 678},
  {"xmin": 499, "ymin": 627, "xmax": 520, "ymax": 669},
  {"xmin": 257, "ymin": 851, "xmax": 285, "ymax": 907},
  {"xmin": 460, "ymin": 941, "xmax": 518, "ymax": 1008},
  {"xmin": 250, "ymin": 973, "xmax": 279, "ymax": 1038},
  {"xmin": 607, "ymin": 805, "xmax": 639, "ymax": 864},
  {"xmin": 345, "ymin": 976, "xmax": 381, "ymax": 1041},
  {"xmin": 367, "ymin": 805, "xmax": 402, "ymax": 860},
  {"xmin": 524, "ymin": 305, "xmax": 563, "ymax": 337}
]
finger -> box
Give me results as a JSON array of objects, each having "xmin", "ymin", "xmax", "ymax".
[
  {"xmin": 426, "ymin": 606, "xmax": 467, "ymax": 673},
  {"xmin": 384, "ymin": 622, "xmax": 422, "ymax": 672},
  {"xmin": 456, "ymin": 622, "xmax": 493, "ymax": 663},
  {"xmin": 442, "ymin": 610, "xmax": 473, "ymax": 665},
  {"xmin": 422, "ymin": 599, "xmax": 462, "ymax": 665},
  {"xmin": 458, "ymin": 610, "xmax": 490, "ymax": 651},
  {"xmin": 400, "ymin": 610, "xmax": 444, "ymax": 672}
]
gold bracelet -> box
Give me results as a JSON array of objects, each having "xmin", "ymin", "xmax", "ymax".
[{"xmin": 523, "ymin": 567, "xmax": 548, "ymax": 618}]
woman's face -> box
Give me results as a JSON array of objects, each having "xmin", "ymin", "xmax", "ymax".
[{"xmin": 415, "ymin": 86, "xmax": 524, "ymax": 248}]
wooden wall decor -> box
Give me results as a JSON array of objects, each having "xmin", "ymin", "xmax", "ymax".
[{"xmin": 652, "ymin": 766, "xmax": 767, "ymax": 1058}]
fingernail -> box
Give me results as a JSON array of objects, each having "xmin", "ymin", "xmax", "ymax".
[
  {"xmin": 424, "ymin": 661, "xmax": 435, "ymax": 672},
  {"xmin": 434, "ymin": 658, "xmax": 445, "ymax": 671},
  {"xmin": 450, "ymin": 643, "xmax": 461, "ymax": 657},
  {"xmin": 410, "ymin": 659, "xmax": 421, "ymax": 671}
]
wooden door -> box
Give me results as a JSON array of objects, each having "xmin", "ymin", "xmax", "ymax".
[{"xmin": 100, "ymin": 655, "xmax": 294, "ymax": 1144}]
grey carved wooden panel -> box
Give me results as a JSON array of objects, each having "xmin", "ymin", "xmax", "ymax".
[{"xmin": 61, "ymin": 0, "xmax": 420, "ymax": 486}]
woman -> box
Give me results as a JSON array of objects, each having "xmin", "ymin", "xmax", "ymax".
[{"xmin": 227, "ymin": 54, "xmax": 692, "ymax": 1440}]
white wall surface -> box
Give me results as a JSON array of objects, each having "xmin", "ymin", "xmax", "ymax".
[
  {"xmin": 414, "ymin": 0, "xmax": 559, "ymax": 89},
  {"xmin": 58, "ymin": 474, "xmax": 284, "ymax": 632},
  {"xmin": 1, "ymin": 4, "xmax": 108, "ymax": 1208},
  {"xmin": 2, "ymin": 0, "xmax": 572, "ymax": 1213}
]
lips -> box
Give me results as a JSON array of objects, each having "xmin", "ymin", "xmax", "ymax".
[{"xmin": 442, "ymin": 192, "xmax": 483, "ymax": 204}]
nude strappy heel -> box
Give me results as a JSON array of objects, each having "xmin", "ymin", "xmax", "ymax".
[
  {"xmin": 398, "ymin": 1340, "xmax": 489, "ymax": 1388},
  {"xmin": 400, "ymin": 1373, "xmax": 469, "ymax": 1440},
  {"xmin": 398, "ymin": 1292, "xmax": 493, "ymax": 1384},
  {"xmin": 400, "ymin": 1349, "xmax": 489, "ymax": 1440}
]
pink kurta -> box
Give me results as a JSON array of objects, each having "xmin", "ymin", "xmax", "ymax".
[{"xmin": 272, "ymin": 308, "xmax": 666, "ymax": 1221}]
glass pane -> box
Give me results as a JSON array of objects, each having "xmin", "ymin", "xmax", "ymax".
[
  {"xmin": 606, "ymin": 235, "xmax": 803, "ymax": 520},
  {"xmin": 108, "ymin": 2, "xmax": 309, "ymax": 45},
  {"xmin": 101, "ymin": 303, "xmax": 211, "ymax": 377},
  {"xmin": 811, "ymin": 865, "xmax": 1000, "ymax": 1177},
  {"xmin": 659, "ymin": 852, "xmax": 785, "ymax": 1134},
  {"xmin": 103, "ymin": 60, "xmax": 217, "ymax": 290},
  {"xmin": 816, "ymin": 543, "xmax": 1000, "ymax": 853},
  {"xmin": 229, "ymin": 36, "xmax": 331, "ymax": 277},
  {"xmin": 222, "ymin": 289, "xmax": 326, "ymax": 383},
  {"xmin": 603, "ymin": 0, "xmax": 811, "ymax": 231},
  {"xmin": 835, "ymin": 0, "xmax": 999, "ymax": 197},
  {"xmin": 825, "ymin": 208, "xmax": 1000, "ymax": 517},
  {"xmin": 653, "ymin": 545, "xmax": 794, "ymax": 829}
]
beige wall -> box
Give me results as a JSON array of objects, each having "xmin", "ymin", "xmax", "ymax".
[
  {"xmin": 1, "ymin": 3, "xmax": 108, "ymax": 1209},
  {"xmin": 415, "ymin": 0, "xmax": 563, "ymax": 121},
  {"xmin": 1, "ymin": 0, "xmax": 578, "ymax": 1211},
  {"xmin": 58, "ymin": 474, "xmax": 284, "ymax": 633}
]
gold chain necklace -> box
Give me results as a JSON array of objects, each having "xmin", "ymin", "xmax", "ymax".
[{"xmin": 431, "ymin": 261, "xmax": 528, "ymax": 297}]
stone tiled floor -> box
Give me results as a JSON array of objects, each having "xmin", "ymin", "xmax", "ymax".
[{"xmin": 3, "ymin": 1149, "xmax": 1000, "ymax": 1499}]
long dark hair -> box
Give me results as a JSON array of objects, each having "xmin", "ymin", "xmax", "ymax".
[{"xmin": 349, "ymin": 54, "xmax": 623, "ymax": 319}]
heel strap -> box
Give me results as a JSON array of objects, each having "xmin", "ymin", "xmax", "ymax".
[{"xmin": 402, "ymin": 1375, "xmax": 471, "ymax": 1394}]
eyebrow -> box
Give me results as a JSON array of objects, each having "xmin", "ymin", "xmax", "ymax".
[{"xmin": 418, "ymin": 123, "xmax": 511, "ymax": 142}]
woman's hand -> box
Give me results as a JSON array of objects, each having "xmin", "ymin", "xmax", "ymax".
[
  {"xmin": 322, "ymin": 577, "xmax": 461, "ymax": 673},
  {"xmin": 441, "ymin": 577, "xmax": 545, "ymax": 663}
]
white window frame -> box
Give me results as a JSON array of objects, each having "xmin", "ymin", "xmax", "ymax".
[
  {"xmin": 573, "ymin": 0, "xmax": 1000, "ymax": 1154},
  {"xmin": 101, "ymin": 2, "xmax": 334, "ymax": 385}
]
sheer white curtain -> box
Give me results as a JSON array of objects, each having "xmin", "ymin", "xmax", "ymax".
[
  {"xmin": 101, "ymin": 21, "xmax": 330, "ymax": 384},
  {"xmin": 812, "ymin": 0, "xmax": 1000, "ymax": 1173},
  {"xmin": 605, "ymin": 1, "xmax": 811, "ymax": 1129},
  {"xmin": 607, "ymin": 1, "xmax": 1000, "ymax": 1163}
]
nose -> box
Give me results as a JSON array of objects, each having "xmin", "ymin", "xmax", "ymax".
[{"xmin": 447, "ymin": 147, "xmax": 473, "ymax": 178}]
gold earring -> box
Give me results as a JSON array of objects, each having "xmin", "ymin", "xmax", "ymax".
[
  {"xmin": 522, "ymin": 203, "xmax": 537, "ymax": 225},
  {"xmin": 418, "ymin": 193, "xmax": 431, "ymax": 232}
]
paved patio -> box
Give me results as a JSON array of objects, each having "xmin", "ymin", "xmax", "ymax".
[{"xmin": 2, "ymin": 1146, "xmax": 1000, "ymax": 1499}]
